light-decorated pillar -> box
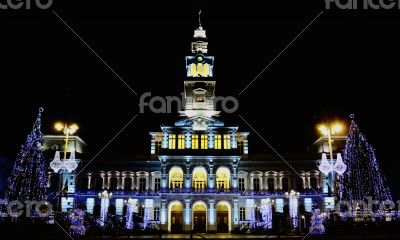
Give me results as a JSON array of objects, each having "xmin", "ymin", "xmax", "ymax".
[
  {"xmin": 208, "ymin": 131, "xmax": 214, "ymax": 149},
  {"xmin": 184, "ymin": 199, "xmax": 192, "ymax": 231},
  {"xmin": 185, "ymin": 162, "xmax": 191, "ymax": 190},
  {"xmin": 208, "ymin": 199, "xmax": 217, "ymax": 232},
  {"xmin": 232, "ymin": 161, "xmax": 238, "ymax": 191},
  {"xmin": 208, "ymin": 159, "xmax": 215, "ymax": 190},
  {"xmin": 162, "ymin": 132, "xmax": 168, "ymax": 149},
  {"xmin": 231, "ymin": 131, "xmax": 237, "ymax": 149},
  {"xmin": 233, "ymin": 199, "xmax": 239, "ymax": 227},
  {"xmin": 185, "ymin": 132, "xmax": 192, "ymax": 149},
  {"xmin": 161, "ymin": 163, "xmax": 168, "ymax": 191},
  {"xmin": 160, "ymin": 199, "xmax": 168, "ymax": 231}
]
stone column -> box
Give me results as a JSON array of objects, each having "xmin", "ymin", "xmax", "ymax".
[
  {"xmin": 208, "ymin": 131, "xmax": 214, "ymax": 149},
  {"xmin": 231, "ymin": 131, "xmax": 237, "ymax": 149},
  {"xmin": 160, "ymin": 199, "xmax": 168, "ymax": 231},
  {"xmin": 231, "ymin": 162, "xmax": 238, "ymax": 191},
  {"xmin": 208, "ymin": 160, "xmax": 214, "ymax": 191},
  {"xmin": 185, "ymin": 163, "xmax": 191, "ymax": 190},
  {"xmin": 184, "ymin": 199, "xmax": 192, "ymax": 232},
  {"xmin": 233, "ymin": 199, "xmax": 239, "ymax": 230},
  {"xmin": 161, "ymin": 164, "xmax": 167, "ymax": 192},
  {"xmin": 208, "ymin": 199, "xmax": 217, "ymax": 232},
  {"xmin": 162, "ymin": 132, "xmax": 168, "ymax": 149}
]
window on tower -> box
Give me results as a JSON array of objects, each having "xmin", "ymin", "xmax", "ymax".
[
  {"xmin": 192, "ymin": 134, "xmax": 199, "ymax": 149},
  {"xmin": 168, "ymin": 134, "xmax": 176, "ymax": 149},
  {"xmin": 214, "ymin": 134, "xmax": 222, "ymax": 149},
  {"xmin": 223, "ymin": 134, "xmax": 231, "ymax": 149},
  {"xmin": 195, "ymin": 94, "xmax": 205, "ymax": 102},
  {"xmin": 200, "ymin": 134, "xmax": 208, "ymax": 149},
  {"xmin": 177, "ymin": 134, "xmax": 185, "ymax": 149}
]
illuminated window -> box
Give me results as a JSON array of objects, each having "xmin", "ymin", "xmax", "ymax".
[
  {"xmin": 203, "ymin": 63, "xmax": 209, "ymax": 76},
  {"xmin": 201, "ymin": 134, "xmax": 208, "ymax": 149},
  {"xmin": 197, "ymin": 63, "xmax": 203, "ymax": 76},
  {"xmin": 177, "ymin": 134, "xmax": 185, "ymax": 149},
  {"xmin": 239, "ymin": 207, "xmax": 246, "ymax": 221},
  {"xmin": 192, "ymin": 134, "xmax": 199, "ymax": 149},
  {"xmin": 154, "ymin": 207, "xmax": 160, "ymax": 221},
  {"xmin": 168, "ymin": 134, "xmax": 176, "ymax": 149},
  {"xmin": 223, "ymin": 134, "xmax": 231, "ymax": 149},
  {"xmin": 196, "ymin": 94, "xmax": 205, "ymax": 102},
  {"xmin": 214, "ymin": 134, "xmax": 222, "ymax": 149},
  {"xmin": 190, "ymin": 63, "xmax": 197, "ymax": 77}
]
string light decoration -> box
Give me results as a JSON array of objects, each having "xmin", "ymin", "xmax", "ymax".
[
  {"xmin": 4, "ymin": 108, "xmax": 48, "ymax": 204},
  {"xmin": 340, "ymin": 116, "xmax": 392, "ymax": 206}
]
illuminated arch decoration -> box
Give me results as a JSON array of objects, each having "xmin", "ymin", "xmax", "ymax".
[{"xmin": 216, "ymin": 201, "xmax": 232, "ymax": 232}]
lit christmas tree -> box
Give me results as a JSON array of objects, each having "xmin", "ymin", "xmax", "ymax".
[
  {"xmin": 4, "ymin": 108, "xmax": 48, "ymax": 203},
  {"xmin": 340, "ymin": 116, "xmax": 392, "ymax": 205}
]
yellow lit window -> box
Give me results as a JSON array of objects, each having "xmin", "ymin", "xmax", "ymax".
[
  {"xmin": 214, "ymin": 134, "xmax": 222, "ymax": 149},
  {"xmin": 190, "ymin": 63, "xmax": 197, "ymax": 77},
  {"xmin": 178, "ymin": 134, "xmax": 185, "ymax": 149},
  {"xmin": 201, "ymin": 134, "xmax": 208, "ymax": 149},
  {"xmin": 203, "ymin": 63, "xmax": 209, "ymax": 76},
  {"xmin": 192, "ymin": 134, "xmax": 199, "ymax": 149},
  {"xmin": 223, "ymin": 134, "xmax": 231, "ymax": 149},
  {"xmin": 168, "ymin": 134, "xmax": 176, "ymax": 149},
  {"xmin": 197, "ymin": 63, "xmax": 203, "ymax": 76}
]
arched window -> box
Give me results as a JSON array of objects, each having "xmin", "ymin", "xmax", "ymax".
[
  {"xmin": 216, "ymin": 167, "xmax": 230, "ymax": 191},
  {"xmin": 169, "ymin": 167, "xmax": 184, "ymax": 190},
  {"xmin": 192, "ymin": 167, "xmax": 207, "ymax": 191}
]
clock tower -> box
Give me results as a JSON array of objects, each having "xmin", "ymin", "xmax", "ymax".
[{"xmin": 180, "ymin": 12, "xmax": 219, "ymax": 123}]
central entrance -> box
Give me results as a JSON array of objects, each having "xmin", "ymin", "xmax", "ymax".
[{"xmin": 192, "ymin": 201, "xmax": 207, "ymax": 233}]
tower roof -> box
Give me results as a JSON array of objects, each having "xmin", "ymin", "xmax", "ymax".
[{"xmin": 193, "ymin": 10, "xmax": 207, "ymax": 39}]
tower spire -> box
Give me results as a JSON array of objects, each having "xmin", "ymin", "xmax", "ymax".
[{"xmin": 198, "ymin": 9, "xmax": 202, "ymax": 28}]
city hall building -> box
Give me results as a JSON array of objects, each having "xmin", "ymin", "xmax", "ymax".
[{"xmin": 43, "ymin": 19, "xmax": 346, "ymax": 233}]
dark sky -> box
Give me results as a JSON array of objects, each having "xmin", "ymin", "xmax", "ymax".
[{"xmin": 1, "ymin": 1, "xmax": 399, "ymax": 198}]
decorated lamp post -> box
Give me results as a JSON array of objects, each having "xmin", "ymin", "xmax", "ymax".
[
  {"xmin": 98, "ymin": 190, "xmax": 112, "ymax": 227},
  {"xmin": 50, "ymin": 122, "xmax": 79, "ymax": 215},
  {"xmin": 317, "ymin": 123, "xmax": 346, "ymax": 197}
]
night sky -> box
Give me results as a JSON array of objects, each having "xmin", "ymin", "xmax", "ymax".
[{"xmin": 1, "ymin": 1, "xmax": 399, "ymax": 198}]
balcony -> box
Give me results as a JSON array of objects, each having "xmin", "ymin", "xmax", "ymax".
[{"xmin": 156, "ymin": 148, "xmax": 242, "ymax": 156}]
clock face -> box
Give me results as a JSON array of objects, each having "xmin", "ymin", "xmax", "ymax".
[{"xmin": 197, "ymin": 55, "xmax": 203, "ymax": 62}]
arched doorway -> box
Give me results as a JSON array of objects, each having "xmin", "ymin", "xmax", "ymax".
[
  {"xmin": 216, "ymin": 166, "xmax": 230, "ymax": 191},
  {"xmin": 216, "ymin": 201, "xmax": 231, "ymax": 233},
  {"xmin": 192, "ymin": 167, "xmax": 207, "ymax": 192},
  {"xmin": 192, "ymin": 201, "xmax": 207, "ymax": 233},
  {"xmin": 169, "ymin": 166, "xmax": 183, "ymax": 190},
  {"xmin": 168, "ymin": 201, "xmax": 183, "ymax": 233}
]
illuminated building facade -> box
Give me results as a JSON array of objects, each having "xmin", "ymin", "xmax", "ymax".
[{"xmin": 43, "ymin": 18, "xmax": 346, "ymax": 233}]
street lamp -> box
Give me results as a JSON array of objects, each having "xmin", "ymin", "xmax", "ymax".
[
  {"xmin": 317, "ymin": 122, "xmax": 346, "ymax": 197},
  {"xmin": 50, "ymin": 122, "xmax": 79, "ymax": 216}
]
